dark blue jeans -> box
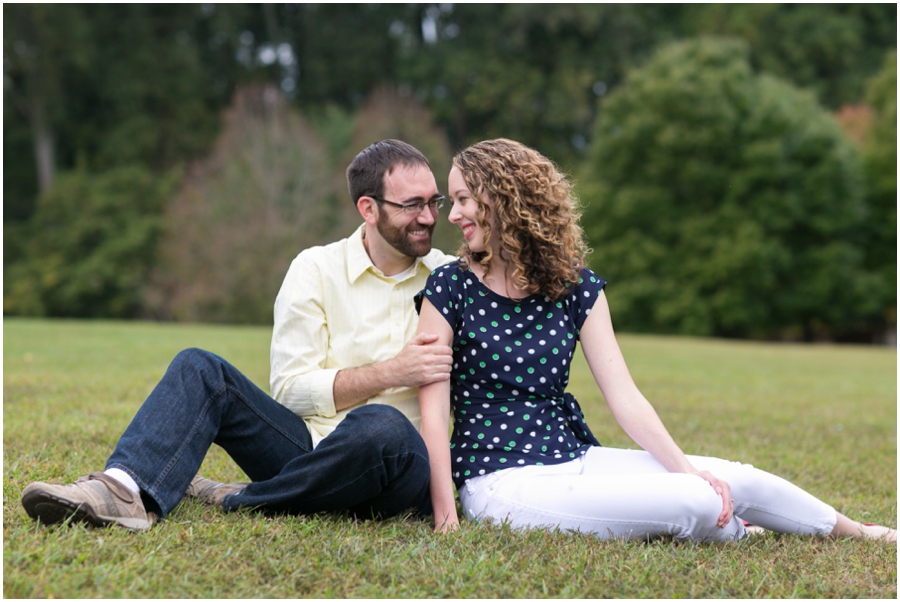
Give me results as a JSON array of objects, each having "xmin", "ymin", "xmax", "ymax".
[{"xmin": 105, "ymin": 348, "xmax": 431, "ymax": 520}]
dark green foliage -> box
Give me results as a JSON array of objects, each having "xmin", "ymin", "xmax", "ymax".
[
  {"xmin": 581, "ymin": 38, "xmax": 881, "ymax": 341},
  {"xmin": 860, "ymin": 51, "xmax": 898, "ymax": 331},
  {"xmin": 2, "ymin": 5, "xmax": 895, "ymax": 333},
  {"xmin": 4, "ymin": 166, "xmax": 179, "ymax": 318}
]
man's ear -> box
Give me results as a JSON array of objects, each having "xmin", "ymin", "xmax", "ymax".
[{"xmin": 357, "ymin": 196, "xmax": 379, "ymax": 225}]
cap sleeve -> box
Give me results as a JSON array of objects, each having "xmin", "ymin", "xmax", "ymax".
[
  {"xmin": 415, "ymin": 261, "xmax": 465, "ymax": 330},
  {"xmin": 569, "ymin": 268, "xmax": 607, "ymax": 334}
]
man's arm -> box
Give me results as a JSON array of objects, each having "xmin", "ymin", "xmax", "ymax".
[
  {"xmin": 270, "ymin": 255, "xmax": 339, "ymax": 418},
  {"xmin": 332, "ymin": 333, "xmax": 452, "ymax": 411}
]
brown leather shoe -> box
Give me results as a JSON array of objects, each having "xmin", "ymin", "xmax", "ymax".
[
  {"xmin": 22, "ymin": 472, "xmax": 155, "ymax": 531},
  {"xmin": 185, "ymin": 475, "xmax": 247, "ymax": 508}
]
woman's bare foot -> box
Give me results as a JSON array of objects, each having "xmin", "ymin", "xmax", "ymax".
[{"xmin": 832, "ymin": 512, "xmax": 897, "ymax": 542}]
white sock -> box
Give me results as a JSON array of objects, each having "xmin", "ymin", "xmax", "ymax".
[{"xmin": 104, "ymin": 468, "xmax": 141, "ymax": 494}]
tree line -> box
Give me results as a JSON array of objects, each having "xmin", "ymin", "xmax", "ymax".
[{"xmin": 3, "ymin": 4, "xmax": 896, "ymax": 342}]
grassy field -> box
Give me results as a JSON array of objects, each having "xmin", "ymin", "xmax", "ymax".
[{"xmin": 4, "ymin": 317, "xmax": 896, "ymax": 598}]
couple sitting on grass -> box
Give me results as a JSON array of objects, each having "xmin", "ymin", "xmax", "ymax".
[{"xmin": 22, "ymin": 138, "xmax": 895, "ymax": 544}]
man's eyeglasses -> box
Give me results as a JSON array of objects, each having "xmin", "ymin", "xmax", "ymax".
[{"xmin": 371, "ymin": 195, "xmax": 445, "ymax": 215}]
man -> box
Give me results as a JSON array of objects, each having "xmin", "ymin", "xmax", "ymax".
[{"xmin": 21, "ymin": 139, "xmax": 456, "ymax": 530}]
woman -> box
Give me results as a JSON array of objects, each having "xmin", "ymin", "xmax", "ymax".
[{"xmin": 415, "ymin": 138, "xmax": 895, "ymax": 542}]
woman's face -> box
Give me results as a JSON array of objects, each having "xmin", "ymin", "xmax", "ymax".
[{"xmin": 448, "ymin": 165, "xmax": 494, "ymax": 254}]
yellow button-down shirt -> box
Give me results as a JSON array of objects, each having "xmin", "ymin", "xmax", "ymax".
[{"xmin": 270, "ymin": 224, "xmax": 455, "ymax": 447}]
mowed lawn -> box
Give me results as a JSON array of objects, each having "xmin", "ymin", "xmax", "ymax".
[{"xmin": 3, "ymin": 318, "xmax": 896, "ymax": 598}]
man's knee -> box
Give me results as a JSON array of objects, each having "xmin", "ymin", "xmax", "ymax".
[
  {"xmin": 345, "ymin": 405, "xmax": 423, "ymax": 453},
  {"xmin": 171, "ymin": 347, "xmax": 219, "ymax": 371}
]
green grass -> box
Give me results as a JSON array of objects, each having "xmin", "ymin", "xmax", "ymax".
[{"xmin": 4, "ymin": 317, "xmax": 896, "ymax": 598}]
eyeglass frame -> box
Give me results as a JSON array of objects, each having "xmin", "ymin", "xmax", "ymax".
[{"xmin": 370, "ymin": 194, "xmax": 445, "ymax": 215}]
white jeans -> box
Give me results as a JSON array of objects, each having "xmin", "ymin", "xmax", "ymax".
[{"xmin": 458, "ymin": 447, "xmax": 837, "ymax": 542}]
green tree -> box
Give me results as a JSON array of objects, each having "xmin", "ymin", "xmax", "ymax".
[
  {"xmin": 3, "ymin": 4, "xmax": 91, "ymax": 196},
  {"xmin": 580, "ymin": 38, "xmax": 880, "ymax": 341},
  {"xmin": 4, "ymin": 165, "xmax": 178, "ymax": 318},
  {"xmin": 861, "ymin": 51, "xmax": 897, "ymax": 339},
  {"xmin": 680, "ymin": 4, "xmax": 897, "ymax": 109}
]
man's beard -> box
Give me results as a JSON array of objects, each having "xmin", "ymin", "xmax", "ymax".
[{"xmin": 376, "ymin": 210, "xmax": 434, "ymax": 258}]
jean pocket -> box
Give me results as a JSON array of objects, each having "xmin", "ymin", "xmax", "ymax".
[{"xmin": 460, "ymin": 469, "xmax": 515, "ymax": 520}]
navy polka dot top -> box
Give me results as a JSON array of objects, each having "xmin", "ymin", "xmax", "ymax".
[{"xmin": 417, "ymin": 261, "xmax": 607, "ymax": 488}]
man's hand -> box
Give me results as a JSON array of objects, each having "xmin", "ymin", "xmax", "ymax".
[
  {"xmin": 332, "ymin": 333, "xmax": 452, "ymax": 411},
  {"xmin": 389, "ymin": 332, "xmax": 453, "ymax": 388}
]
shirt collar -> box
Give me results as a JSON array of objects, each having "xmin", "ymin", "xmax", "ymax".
[{"xmin": 347, "ymin": 224, "xmax": 444, "ymax": 283}]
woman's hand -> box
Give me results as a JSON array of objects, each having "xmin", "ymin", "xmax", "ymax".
[
  {"xmin": 694, "ymin": 470, "xmax": 733, "ymax": 528},
  {"xmin": 434, "ymin": 515, "xmax": 460, "ymax": 534}
]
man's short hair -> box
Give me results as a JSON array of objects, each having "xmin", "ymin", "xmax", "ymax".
[{"xmin": 346, "ymin": 140, "xmax": 431, "ymax": 205}]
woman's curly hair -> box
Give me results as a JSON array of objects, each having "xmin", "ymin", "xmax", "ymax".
[{"xmin": 453, "ymin": 139, "xmax": 590, "ymax": 301}]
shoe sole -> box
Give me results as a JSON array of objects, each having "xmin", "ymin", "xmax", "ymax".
[{"xmin": 21, "ymin": 488, "xmax": 152, "ymax": 531}]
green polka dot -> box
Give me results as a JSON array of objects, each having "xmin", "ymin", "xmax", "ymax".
[
  {"xmin": 491, "ymin": 321, "xmax": 498, "ymax": 327},
  {"xmin": 487, "ymin": 392, "xmax": 494, "ymax": 399},
  {"xmin": 523, "ymin": 414, "xmax": 530, "ymax": 420},
  {"xmin": 500, "ymin": 406, "xmax": 508, "ymax": 412},
  {"xmin": 479, "ymin": 362, "xmax": 486, "ymax": 368},
  {"xmin": 477, "ymin": 433, "xmax": 484, "ymax": 439},
  {"xmin": 527, "ymin": 367, "xmax": 535, "ymax": 374},
  {"xmin": 515, "ymin": 427, "xmax": 523, "ymax": 434},
  {"xmin": 499, "ymin": 458, "xmax": 507, "ymax": 464},
  {"xmin": 492, "ymin": 354, "xmax": 500, "ymax": 360},
  {"xmin": 484, "ymin": 420, "xmax": 492, "ymax": 426}
]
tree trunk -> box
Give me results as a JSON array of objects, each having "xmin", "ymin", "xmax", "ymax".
[{"xmin": 31, "ymin": 105, "xmax": 56, "ymax": 193}]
